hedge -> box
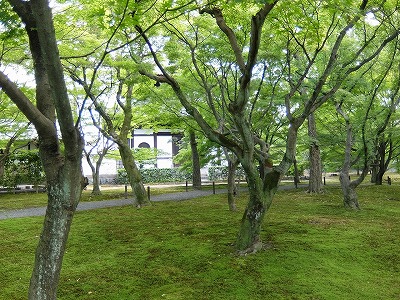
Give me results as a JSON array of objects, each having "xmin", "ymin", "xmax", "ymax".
[
  {"xmin": 116, "ymin": 168, "xmax": 191, "ymax": 184},
  {"xmin": 208, "ymin": 166, "xmax": 245, "ymax": 181},
  {"xmin": 1, "ymin": 150, "xmax": 45, "ymax": 189}
]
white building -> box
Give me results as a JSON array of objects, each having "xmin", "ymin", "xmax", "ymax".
[
  {"xmin": 82, "ymin": 129, "xmax": 182, "ymax": 181},
  {"xmin": 129, "ymin": 129, "xmax": 182, "ymax": 168}
]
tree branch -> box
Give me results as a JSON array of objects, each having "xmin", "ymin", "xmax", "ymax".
[
  {"xmin": 200, "ymin": 7, "xmax": 246, "ymax": 73},
  {"xmin": 0, "ymin": 70, "xmax": 55, "ymax": 135}
]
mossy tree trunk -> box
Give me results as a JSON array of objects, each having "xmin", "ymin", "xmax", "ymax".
[
  {"xmin": 29, "ymin": 149, "xmax": 84, "ymax": 299},
  {"xmin": 374, "ymin": 139, "xmax": 393, "ymax": 185},
  {"xmin": 308, "ymin": 113, "xmax": 323, "ymax": 193},
  {"xmin": 2, "ymin": 0, "xmax": 85, "ymax": 298},
  {"xmin": 118, "ymin": 141, "xmax": 148, "ymax": 207},
  {"xmin": 235, "ymin": 122, "xmax": 299, "ymax": 253}
]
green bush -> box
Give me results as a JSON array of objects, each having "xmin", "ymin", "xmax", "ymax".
[
  {"xmin": 208, "ymin": 166, "xmax": 245, "ymax": 181},
  {"xmin": 116, "ymin": 168, "xmax": 191, "ymax": 184},
  {"xmin": 1, "ymin": 150, "xmax": 45, "ymax": 188}
]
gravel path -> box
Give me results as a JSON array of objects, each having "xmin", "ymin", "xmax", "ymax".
[
  {"xmin": 0, "ymin": 184, "xmax": 306, "ymax": 220},
  {"xmin": 0, "ymin": 188, "xmax": 235, "ymax": 220}
]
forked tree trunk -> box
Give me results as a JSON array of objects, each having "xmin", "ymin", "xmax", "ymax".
[
  {"xmin": 0, "ymin": 0, "xmax": 87, "ymax": 297},
  {"xmin": 91, "ymin": 164, "xmax": 102, "ymax": 195},
  {"xmin": 308, "ymin": 113, "xmax": 323, "ymax": 193},
  {"xmin": 119, "ymin": 142, "xmax": 148, "ymax": 207},
  {"xmin": 236, "ymin": 124, "xmax": 299, "ymax": 253},
  {"xmin": 85, "ymin": 154, "xmax": 102, "ymax": 195},
  {"xmin": 189, "ymin": 131, "xmax": 202, "ymax": 190},
  {"xmin": 236, "ymin": 167, "xmax": 280, "ymax": 254},
  {"xmin": 336, "ymin": 105, "xmax": 367, "ymax": 210}
]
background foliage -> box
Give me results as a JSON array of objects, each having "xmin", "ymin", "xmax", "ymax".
[{"xmin": 0, "ymin": 150, "xmax": 44, "ymax": 189}]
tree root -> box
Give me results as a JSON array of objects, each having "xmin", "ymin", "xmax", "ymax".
[{"xmin": 236, "ymin": 240, "xmax": 274, "ymax": 256}]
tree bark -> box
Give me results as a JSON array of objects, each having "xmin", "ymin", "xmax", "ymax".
[
  {"xmin": 308, "ymin": 113, "xmax": 323, "ymax": 193},
  {"xmin": 83, "ymin": 142, "xmax": 110, "ymax": 196},
  {"xmin": 3, "ymin": 1, "xmax": 84, "ymax": 298},
  {"xmin": 81, "ymin": 76, "xmax": 149, "ymax": 206},
  {"xmin": 339, "ymin": 173, "xmax": 360, "ymax": 209},
  {"xmin": 227, "ymin": 158, "xmax": 238, "ymax": 211},
  {"xmin": 29, "ymin": 160, "xmax": 83, "ymax": 299},
  {"xmin": 336, "ymin": 104, "xmax": 368, "ymax": 210},
  {"xmin": 92, "ymin": 158, "xmax": 102, "ymax": 195},
  {"xmin": 189, "ymin": 131, "xmax": 202, "ymax": 190},
  {"xmin": 370, "ymin": 162, "xmax": 378, "ymax": 183},
  {"xmin": 293, "ymin": 158, "xmax": 299, "ymax": 188},
  {"xmin": 87, "ymin": 156, "xmax": 103, "ymax": 196},
  {"xmin": 374, "ymin": 139, "xmax": 393, "ymax": 185},
  {"xmin": 118, "ymin": 142, "xmax": 148, "ymax": 207}
]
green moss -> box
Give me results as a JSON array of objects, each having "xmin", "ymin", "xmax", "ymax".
[{"xmin": 0, "ymin": 185, "xmax": 399, "ymax": 299}]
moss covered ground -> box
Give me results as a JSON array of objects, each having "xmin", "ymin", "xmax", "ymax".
[{"xmin": 0, "ymin": 183, "xmax": 399, "ymax": 299}]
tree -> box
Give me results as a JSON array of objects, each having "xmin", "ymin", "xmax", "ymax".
[
  {"xmin": 138, "ymin": 0, "xmax": 400, "ymax": 252},
  {"xmin": 189, "ymin": 130, "xmax": 202, "ymax": 189},
  {"xmin": 335, "ymin": 100, "xmax": 367, "ymax": 209},
  {"xmin": 334, "ymin": 35, "xmax": 400, "ymax": 208},
  {"xmin": 81, "ymin": 125, "xmax": 114, "ymax": 195},
  {"xmin": 77, "ymin": 72, "xmax": 149, "ymax": 206},
  {"xmin": 307, "ymin": 112, "xmax": 323, "ymax": 193},
  {"xmin": 0, "ymin": 0, "xmax": 85, "ymax": 298}
]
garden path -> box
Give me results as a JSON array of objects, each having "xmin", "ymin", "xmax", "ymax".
[{"xmin": 0, "ymin": 184, "xmax": 307, "ymax": 220}]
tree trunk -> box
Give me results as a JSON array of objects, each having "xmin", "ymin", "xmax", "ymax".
[
  {"xmin": 4, "ymin": 0, "xmax": 84, "ymax": 298},
  {"xmin": 375, "ymin": 140, "xmax": 389, "ymax": 185},
  {"xmin": 339, "ymin": 172, "xmax": 360, "ymax": 210},
  {"xmin": 85, "ymin": 153, "xmax": 101, "ymax": 195},
  {"xmin": 227, "ymin": 159, "xmax": 238, "ymax": 211},
  {"xmin": 234, "ymin": 120, "xmax": 300, "ymax": 253},
  {"xmin": 338, "ymin": 122, "xmax": 360, "ymax": 209},
  {"xmin": 0, "ymin": 153, "xmax": 6, "ymax": 180},
  {"xmin": 29, "ymin": 161, "xmax": 83, "ymax": 299},
  {"xmin": 236, "ymin": 167, "xmax": 280, "ymax": 254},
  {"xmin": 293, "ymin": 158, "xmax": 299, "ymax": 188},
  {"xmin": 92, "ymin": 155, "xmax": 105, "ymax": 195},
  {"xmin": 336, "ymin": 105, "xmax": 367, "ymax": 210},
  {"xmin": 308, "ymin": 113, "xmax": 323, "ymax": 193},
  {"xmin": 91, "ymin": 161, "xmax": 102, "ymax": 195},
  {"xmin": 118, "ymin": 142, "xmax": 148, "ymax": 207},
  {"xmin": 0, "ymin": 135, "xmax": 17, "ymax": 181},
  {"xmin": 189, "ymin": 131, "xmax": 202, "ymax": 190}
]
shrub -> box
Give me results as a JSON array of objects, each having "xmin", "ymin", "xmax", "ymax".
[
  {"xmin": 208, "ymin": 166, "xmax": 245, "ymax": 181},
  {"xmin": 1, "ymin": 150, "xmax": 45, "ymax": 188},
  {"xmin": 116, "ymin": 168, "xmax": 191, "ymax": 184}
]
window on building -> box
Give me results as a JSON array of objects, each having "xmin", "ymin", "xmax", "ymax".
[{"xmin": 138, "ymin": 142, "xmax": 150, "ymax": 148}]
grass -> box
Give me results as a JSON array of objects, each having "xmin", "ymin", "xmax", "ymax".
[
  {"xmin": 0, "ymin": 184, "xmax": 399, "ymax": 299},
  {"xmin": 0, "ymin": 182, "xmax": 232, "ymax": 210}
]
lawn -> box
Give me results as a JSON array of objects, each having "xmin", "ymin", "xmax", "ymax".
[{"xmin": 0, "ymin": 184, "xmax": 399, "ymax": 299}]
